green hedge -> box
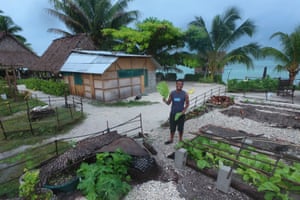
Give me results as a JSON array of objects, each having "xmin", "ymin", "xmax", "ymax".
[
  {"xmin": 227, "ymin": 77, "xmax": 279, "ymax": 92},
  {"xmin": 23, "ymin": 78, "xmax": 69, "ymax": 96}
]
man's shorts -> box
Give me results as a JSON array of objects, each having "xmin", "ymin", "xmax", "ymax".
[{"xmin": 169, "ymin": 113, "xmax": 185, "ymax": 133}]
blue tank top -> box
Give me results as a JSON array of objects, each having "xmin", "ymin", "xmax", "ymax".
[{"xmin": 170, "ymin": 90, "xmax": 186, "ymax": 114}]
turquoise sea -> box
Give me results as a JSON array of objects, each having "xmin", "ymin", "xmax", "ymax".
[
  {"xmin": 222, "ymin": 59, "xmax": 300, "ymax": 85},
  {"xmin": 160, "ymin": 59, "xmax": 300, "ymax": 85}
]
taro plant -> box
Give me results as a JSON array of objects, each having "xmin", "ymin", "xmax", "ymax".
[{"xmin": 76, "ymin": 149, "xmax": 132, "ymax": 200}]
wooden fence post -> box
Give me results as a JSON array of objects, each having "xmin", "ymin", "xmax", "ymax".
[
  {"xmin": 7, "ymin": 102, "xmax": 12, "ymax": 114},
  {"xmin": 139, "ymin": 113, "xmax": 143, "ymax": 135},
  {"xmin": 80, "ymin": 98, "xmax": 83, "ymax": 116},
  {"xmin": 69, "ymin": 106, "xmax": 73, "ymax": 119},
  {"xmin": 55, "ymin": 140, "xmax": 59, "ymax": 156},
  {"xmin": 26, "ymin": 99, "xmax": 34, "ymax": 135},
  {"xmin": 0, "ymin": 120, "xmax": 7, "ymax": 140},
  {"xmin": 48, "ymin": 96, "xmax": 51, "ymax": 106},
  {"xmin": 106, "ymin": 120, "xmax": 110, "ymax": 133},
  {"xmin": 55, "ymin": 107, "xmax": 60, "ymax": 128}
]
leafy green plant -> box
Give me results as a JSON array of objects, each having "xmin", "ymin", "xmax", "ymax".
[
  {"xmin": 77, "ymin": 149, "xmax": 132, "ymax": 200},
  {"xmin": 23, "ymin": 78, "xmax": 68, "ymax": 96},
  {"xmin": 180, "ymin": 136, "xmax": 300, "ymax": 200},
  {"xmin": 156, "ymin": 81, "xmax": 169, "ymax": 99},
  {"xmin": 19, "ymin": 169, "xmax": 53, "ymax": 200},
  {"xmin": 175, "ymin": 112, "xmax": 183, "ymax": 121}
]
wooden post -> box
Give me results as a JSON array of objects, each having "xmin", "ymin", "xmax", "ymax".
[
  {"xmin": 0, "ymin": 120, "xmax": 7, "ymax": 140},
  {"xmin": 6, "ymin": 102, "xmax": 12, "ymax": 114},
  {"xmin": 139, "ymin": 113, "xmax": 144, "ymax": 135},
  {"xmin": 64, "ymin": 90, "xmax": 68, "ymax": 107},
  {"xmin": 69, "ymin": 105, "xmax": 73, "ymax": 119},
  {"xmin": 55, "ymin": 140, "xmax": 59, "ymax": 156},
  {"xmin": 80, "ymin": 98, "xmax": 83, "ymax": 116},
  {"xmin": 48, "ymin": 96, "xmax": 51, "ymax": 106},
  {"xmin": 26, "ymin": 99, "xmax": 34, "ymax": 135},
  {"xmin": 55, "ymin": 107, "xmax": 60, "ymax": 128},
  {"xmin": 106, "ymin": 120, "xmax": 110, "ymax": 133}
]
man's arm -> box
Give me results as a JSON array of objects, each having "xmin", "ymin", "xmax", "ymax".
[
  {"xmin": 182, "ymin": 93, "xmax": 190, "ymax": 114},
  {"xmin": 163, "ymin": 93, "xmax": 172, "ymax": 105}
]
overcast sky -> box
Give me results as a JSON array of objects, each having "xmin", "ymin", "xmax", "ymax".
[{"xmin": 1, "ymin": 0, "xmax": 300, "ymax": 56}]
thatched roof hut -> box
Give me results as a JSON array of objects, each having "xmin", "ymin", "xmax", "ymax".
[
  {"xmin": 0, "ymin": 31, "xmax": 39, "ymax": 69},
  {"xmin": 31, "ymin": 34, "xmax": 97, "ymax": 76}
]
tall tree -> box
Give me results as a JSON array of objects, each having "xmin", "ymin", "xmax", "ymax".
[
  {"xmin": 103, "ymin": 17, "xmax": 185, "ymax": 69},
  {"xmin": 47, "ymin": 0, "xmax": 139, "ymax": 49},
  {"xmin": 0, "ymin": 11, "xmax": 28, "ymax": 45},
  {"xmin": 185, "ymin": 7, "xmax": 260, "ymax": 81},
  {"xmin": 262, "ymin": 26, "xmax": 300, "ymax": 84}
]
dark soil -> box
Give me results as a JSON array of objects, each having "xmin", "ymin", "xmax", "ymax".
[{"xmin": 221, "ymin": 103, "xmax": 300, "ymax": 129}]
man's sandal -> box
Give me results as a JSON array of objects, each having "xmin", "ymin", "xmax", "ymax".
[{"xmin": 164, "ymin": 140, "xmax": 173, "ymax": 145}]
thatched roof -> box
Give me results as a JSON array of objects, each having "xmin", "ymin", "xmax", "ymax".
[
  {"xmin": 31, "ymin": 34, "xmax": 97, "ymax": 74},
  {"xmin": 0, "ymin": 32, "xmax": 39, "ymax": 69}
]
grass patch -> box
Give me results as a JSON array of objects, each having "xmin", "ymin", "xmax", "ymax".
[
  {"xmin": 0, "ymin": 108, "xmax": 84, "ymax": 152},
  {"xmin": 0, "ymin": 98, "xmax": 46, "ymax": 117}
]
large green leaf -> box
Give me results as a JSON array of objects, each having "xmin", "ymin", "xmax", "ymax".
[
  {"xmin": 156, "ymin": 81, "xmax": 169, "ymax": 99},
  {"xmin": 175, "ymin": 112, "xmax": 182, "ymax": 121}
]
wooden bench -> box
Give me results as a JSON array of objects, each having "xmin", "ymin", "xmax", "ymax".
[{"xmin": 277, "ymin": 78, "xmax": 295, "ymax": 96}]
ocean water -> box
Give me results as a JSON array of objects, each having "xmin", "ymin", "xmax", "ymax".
[
  {"xmin": 223, "ymin": 59, "xmax": 300, "ymax": 85},
  {"xmin": 156, "ymin": 60, "xmax": 300, "ymax": 85}
]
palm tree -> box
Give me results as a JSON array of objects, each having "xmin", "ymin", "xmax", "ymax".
[
  {"xmin": 185, "ymin": 7, "xmax": 260, "ymax": 81},
  {"xmin": 262, "ymin": 26, "xmax": 300, "ymax": 84},
  {"xmin": 47, "ymin": 0, "xmax": 139, "ymax": 49},
  {"xmin": 0, "ymin": 11, "xmax": 28, "ymax": 45}
]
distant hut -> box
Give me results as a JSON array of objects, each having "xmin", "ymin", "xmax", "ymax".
[
  {"xmin": 60, "ymin": 50, "xmax": 161, "ymax": 102},
  {"xmin": 0, "ymin": 32, "xmax": 39, "ymax": 98},
  {"xmin": 31, "ymin": 34, "xmax": 97, "ymax": 78}
]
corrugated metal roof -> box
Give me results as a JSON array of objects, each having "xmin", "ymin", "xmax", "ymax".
[
  {"xmin": 60, "ymin": 52, "xmax": 117, "ymax": 74},
  {"xmin": 75, "ymin": 50, "xmax": 151, "ymax": 58}
]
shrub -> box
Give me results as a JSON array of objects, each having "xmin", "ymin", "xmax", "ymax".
[
  {"xmin": 227, "ymin": 77, "xmax": 278, "ymax": 92},
  {"xmin": 23, "ymin": 78, "xmax": 68, "ymax": 96}
]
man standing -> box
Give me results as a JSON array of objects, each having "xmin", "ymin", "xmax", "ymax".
[{"xmin": 163, "ymin": 79, "xmax": 189, "ymax": 144}]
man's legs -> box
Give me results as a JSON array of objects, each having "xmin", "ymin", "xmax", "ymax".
[
  {"xmin": 165, "ymin": 113, "xmax": 176, "ymax": 144},
  {"xmin": 177, "ymin": 114, "xmax": 185, "ymax": 142}
]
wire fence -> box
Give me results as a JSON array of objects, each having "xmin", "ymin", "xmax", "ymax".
[
  {"xmin": 0, "ymin": 112, "xmax": 143, "ymax": 197},
  {"xmin": 188, "ymin": 86, "xmax": 227, "ymax": 112},
  {"xmin": 0, "ymin": 95, "xmax": 83, "ymax": 140}
]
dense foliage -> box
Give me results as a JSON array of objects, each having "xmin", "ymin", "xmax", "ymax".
[
  {"xmin": 227, "ymin": 77, "xmax": 279, "ymax": 92},
  {"xmin": 262, "ymin": 25, "xmax": 300, "ymax": 84},
  {"xmin": 23, "ymin": 78, "xmax": 68, "ymax": 96},
  {"xmin": 103, "ymin": 17, "xmax": 185, "ymax": 68},
  {"xmin": 77, "ymin": 149, "xmax": 132, "ymax": 200},
  {"xmin": 185, "ymin": 7, "xmax": 261, "ymax": 80},
  {"xmin": 47, "ymin": 0, "xmax": 139, "ymax": 49}
]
